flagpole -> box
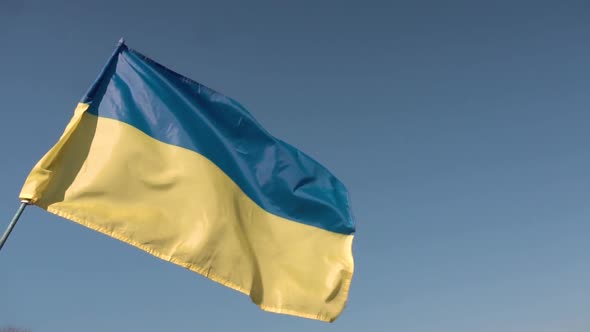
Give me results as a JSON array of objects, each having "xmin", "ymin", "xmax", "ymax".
[{"xmin": 0, "ymin": 201, "xmax": 29, "ymax": 253}]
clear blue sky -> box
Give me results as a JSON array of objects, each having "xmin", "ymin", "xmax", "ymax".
[{"xmin": 1, "ymin": 0, "xmax": 589, "ymax": 331}]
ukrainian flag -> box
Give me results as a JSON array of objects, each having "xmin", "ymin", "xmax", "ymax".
[{"xmin": 19, "ymin": 41, "xmax": 355, "ymax": 322}]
